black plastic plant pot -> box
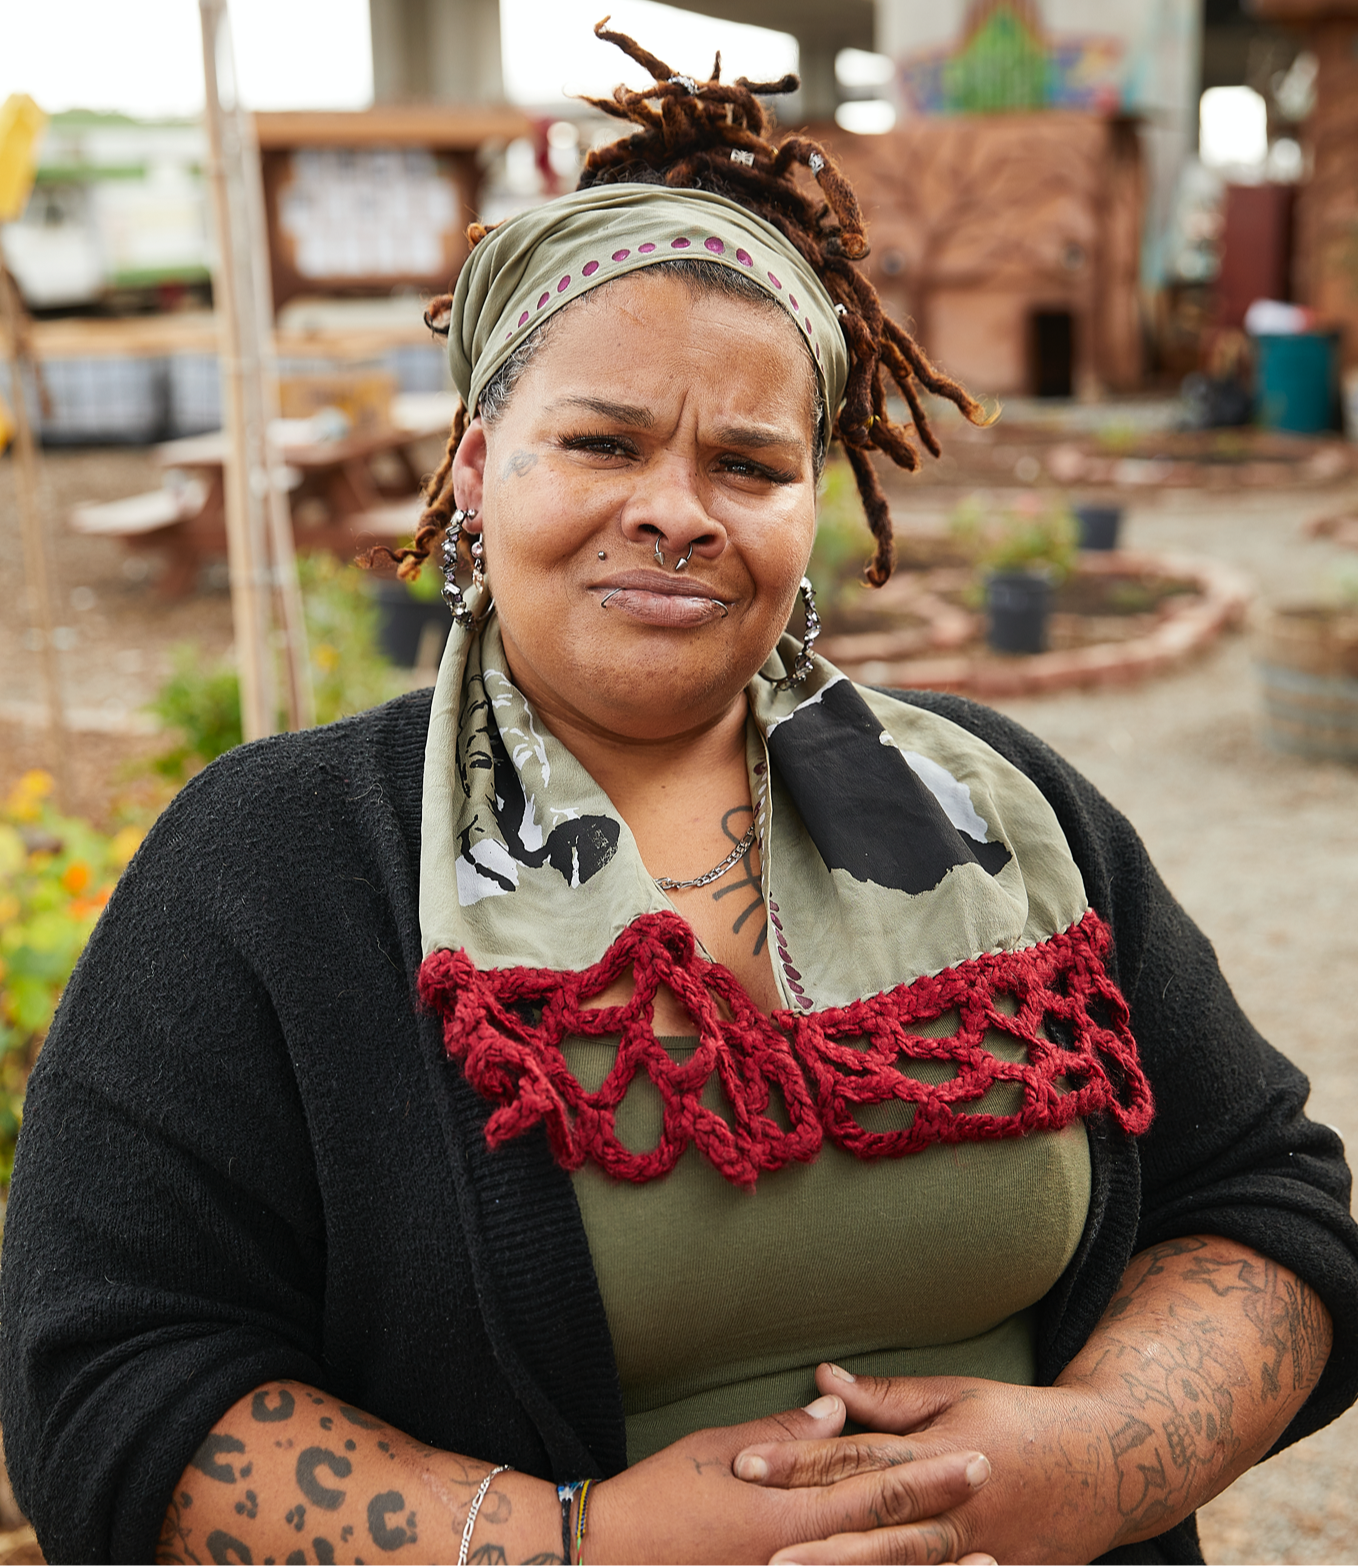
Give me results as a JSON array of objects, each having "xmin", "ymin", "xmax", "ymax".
[
  {"xmin": 1074, "ymin": 504, "xmax": 1122, "ymax": 551},
  {"xmin": 372, "ymin": 579, "xmax": 450, "ymax": 667},
  {"xmin": 986, "ymin": 570, "xmax": 1051, "ymax": 655}
]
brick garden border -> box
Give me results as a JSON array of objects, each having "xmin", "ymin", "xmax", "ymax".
[{"xmin": 826, "ymin": 551, "xmax": 1254, "ymax": 698}]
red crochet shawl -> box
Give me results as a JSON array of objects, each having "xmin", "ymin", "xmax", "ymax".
[{"xmin": 420, "ymin": 907, "xmax": 1153, "ymax": 1190}]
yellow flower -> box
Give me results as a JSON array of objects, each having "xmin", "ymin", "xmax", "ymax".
[
  {"xmin": 5, "ymin": 770, "xmax": 53, "ymax": 824},
  {"xmin": 110, "ymin": 826, "xmax": 144, "ymax": 868},
  {"xmin": 313, "ymin": 642, "xmax": 340, "ymax": 673}
]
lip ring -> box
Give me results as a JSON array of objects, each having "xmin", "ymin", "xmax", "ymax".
[{"xmin": 598, "ymin": 586, "xmax": 728, "ymax": 618}]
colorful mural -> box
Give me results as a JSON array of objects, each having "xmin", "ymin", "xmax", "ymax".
[{"xmin": 899, "ymin": 0, "xmax": 1124, "ymax": 117}]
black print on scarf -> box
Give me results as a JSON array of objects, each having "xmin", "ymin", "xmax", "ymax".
[
  {"xmin": 766, "ymin": 680, "xmax": 1010, "ymax": 894},
  {"xmin": 456, "ymin": 684, "xmax": 620, "ymax": 890},
  {"xmin": 487, "ymin": 729, "xmax": 620, "ymax": 887}
]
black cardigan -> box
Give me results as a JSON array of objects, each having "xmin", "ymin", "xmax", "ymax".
[{"xmin": 3, "ymin": 689, "xmax": 1356, "ymax": 1565}]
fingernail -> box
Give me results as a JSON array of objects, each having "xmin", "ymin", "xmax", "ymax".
[
  {"xmin": 734, "ymin": 1453, "xmax": 769, "ymax": 1482},
  {"xmin": 965, "ymin": 1454, "xmax": 992, "ymax": 1488},
  {"xmin": 827, "ymin": 1363, "xmax": 856, "ymax": 1383},
  {"xmin": 803, "ymin": 1394, "xmax": 840, "ymax": 1419}
]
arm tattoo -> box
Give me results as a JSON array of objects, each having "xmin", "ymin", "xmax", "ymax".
[
  {"xmin": 710, "ymin": 806, "xmax": 766, "ymax": 956},
  {"xmin": 156, "ymin": 1491, "xmax": 201, "ymax": 1564},
  {"xmin": 1085, "ymin": 1238, "xmax": 1331, "ymax": 1548},
  {"xmin": 466, "ymin": 1547, "xmax": 563, "ymax": 1559}
]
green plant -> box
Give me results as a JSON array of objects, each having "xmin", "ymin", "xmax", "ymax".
[
  {"xmin": 146, "ymin": 555, "xmax": 405, "ymax": 780},
  {"xmin": 0, "ymin": 771, "xmax": 142, "ymax": 1189},
  {"xmin": 1094, "ymin": 422, "xmax": 1140, "ymax": 456},
  {"xmin": 299, "ymin": 552, "xmax": 406, "ymax": 725},
  {"xmin": 146, "ymin": 648, "xmax": 244, "ymax": 778},
  {"xmin": 808, "ymin": 459, "xmax": 876, "ymax": 611},
  {"xmin": 949, "ymin": 492, "xmax": 1079, "ymax": 586},
  {"xmin": 1329, "ymin": 560, "xmax": 1358, "ymax": 610}
]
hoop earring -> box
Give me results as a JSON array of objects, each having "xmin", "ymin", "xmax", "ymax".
[
  {"xmin": 441, "ymin": 508, "xmax": 478, "ymax": 627},
  {"xmin": 770, "ymin": 576, "xmax": 820, "ymax": 690}
]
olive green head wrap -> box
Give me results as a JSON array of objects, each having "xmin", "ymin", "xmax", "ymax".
[{"xmin": 446, "ymin": 183, "xmax": 850, "ymax": 416}]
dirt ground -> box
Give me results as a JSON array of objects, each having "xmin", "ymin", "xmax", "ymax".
[{"xmin": 3, "ymin": 439, "xmax": 1358, "ymax": 1561}]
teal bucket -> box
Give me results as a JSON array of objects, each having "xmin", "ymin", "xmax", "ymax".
[{"xmin": 1253, "ymin": 332, "xmax": 1339, "ymax": 434}]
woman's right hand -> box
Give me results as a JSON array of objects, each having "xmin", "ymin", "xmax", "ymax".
[{"xmin": 585, "ymin": 1394, "xmax": 993, "ymax": 1565}]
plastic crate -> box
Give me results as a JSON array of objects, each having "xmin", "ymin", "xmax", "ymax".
[
  {"xmin": 34, "ymin": 355, "xmax": 170, "ymax": 445},
  {"xmin": 384, "ymin": 343, "xmax": 450, "ymax": 394},
  {"xmin": 166, "ymin": 353, "xmax": 221, "ymax": 436}
]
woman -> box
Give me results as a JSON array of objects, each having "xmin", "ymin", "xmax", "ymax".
[{"xmin": 3, "ymin": 26, "xmax": 1356, "ymax": 1566}]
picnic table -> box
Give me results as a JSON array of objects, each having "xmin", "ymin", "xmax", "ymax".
[{"xmin": 70, "ymin": 392, "xmax": 455, "ymax": 596}]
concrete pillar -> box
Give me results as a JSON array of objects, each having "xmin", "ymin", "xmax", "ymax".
[
  {"xmin": 370, "ymin": 0, "xmax": 505, "ymax": 103},
  {"xmin": 795, "ymin": 38, "xmax": 844, "ymax": 121}
]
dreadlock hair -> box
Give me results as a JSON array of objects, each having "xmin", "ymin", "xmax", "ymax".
[{"xmin": 373, "ymin": 18, "xmax": 988, "ymax": 589}]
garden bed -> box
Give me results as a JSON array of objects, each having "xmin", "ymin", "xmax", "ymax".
[{"xmin": 818, "ymin": 550, "xmax": 1252, "ymax": 697}]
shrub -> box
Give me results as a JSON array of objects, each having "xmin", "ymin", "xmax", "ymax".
[
  {"xmin": 950, "ymin": 492, "xmax": 1079, "ymax": 586},
  {"xmin": 808, "ymin": 459, "xmax": 876, "ymax": 612},
  {"xmin": 148, "ymin": 555, "xmax": 405, "ymax": 780},
  {"xmin": 0, "ymin": 772, "xmax": 143, "ymax": 1189}
]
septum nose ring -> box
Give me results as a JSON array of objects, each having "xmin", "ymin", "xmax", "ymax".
[{"xmin": 652, "ymin": 537, "xmax": 695, "ymax": 571}]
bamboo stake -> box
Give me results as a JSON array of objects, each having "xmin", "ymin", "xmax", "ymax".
[
  {"xmin": 234, "ymin": 96, "xmax": 314, "ymax": 730},
  {"xmin": 198, "ymin": 0, "xmax": 275, "ymax": 741},
  {"xmin": 2, "ymin": 264, "xmax": 71, "ymax": 808}
]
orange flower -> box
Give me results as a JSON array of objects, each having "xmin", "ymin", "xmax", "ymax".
[{"xmin": 61, "ymin": 861, "xmax": 92, "ymax": 896}]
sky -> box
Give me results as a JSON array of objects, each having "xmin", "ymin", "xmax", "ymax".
[{"xmin": 0, "ymin": 0, "xmax": 796, "ymax": 119}]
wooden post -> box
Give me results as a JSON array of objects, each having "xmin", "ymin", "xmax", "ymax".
[
  {"xmin": 2, "ymin": 265, "xmax": 72, "ymax": 809},
  {"xmin": 234, "ymin": 97, "xmax": 314, "ymax": 730},
  {"xmin": 199, "ymin": 0, "xmax": 273, "ymax": 741},
  {"xmin": 198, "ymin": 0, "xmax": 314, "ymax": 740}
]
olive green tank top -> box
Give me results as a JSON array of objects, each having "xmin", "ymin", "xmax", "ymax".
[{"xmin": 565, "ymin": 1012, "xmax": 1091, "ymax": 1465}]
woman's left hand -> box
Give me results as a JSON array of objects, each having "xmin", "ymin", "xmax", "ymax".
[
  {"xmin": 735, "ymin": 1235, "xmax": 1335, "ymax": 1565},
  {"xmin": 734, "ymin": 1368, "xmax": 1113, "ymax": 1565}
]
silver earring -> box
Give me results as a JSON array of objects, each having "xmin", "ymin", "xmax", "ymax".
[
  {"xmin": 675, "ymin": 543, "xmax": 694, "ymax": 572},
  {"xmin": 441, "ymin": 507, "xmax": 478, "ymax": 627},
  {"xmin": 770, "ymin": 577, "xmax": 821, "ymax": 690},
  {"xmin": 470, "ymin": 536, "xmax": 485, "ymax": 591},
  {"xmin": 653, "ymin": 537, "xmax": 665, "ymax": 568}
]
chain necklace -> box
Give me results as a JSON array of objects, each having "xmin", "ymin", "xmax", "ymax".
[{"xmin": 653, "ymin": 823, "xmax": 757, "ymax": 893}]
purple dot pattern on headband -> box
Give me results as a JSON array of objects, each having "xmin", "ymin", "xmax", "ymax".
[{"xmin": 500, "ymin": 231, "xmax": 831, "ymax": 377}]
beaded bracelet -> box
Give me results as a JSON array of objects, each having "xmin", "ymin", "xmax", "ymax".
[
  {"xmin": 557, "ymin": 1478, "xmax": 593, "ymax": 1563},
  {"xmin": 459, "ymin": 1464, "xmax": 511, "ymax": 1566}
]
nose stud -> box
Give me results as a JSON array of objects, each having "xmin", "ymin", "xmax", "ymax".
[
  {"xmin": 653, "ymin": 537, "xmax": 665, "ymax": 568},
  {"xmin": 675, "ymin": 543, "xmax": 694, "ymax": 572}
]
